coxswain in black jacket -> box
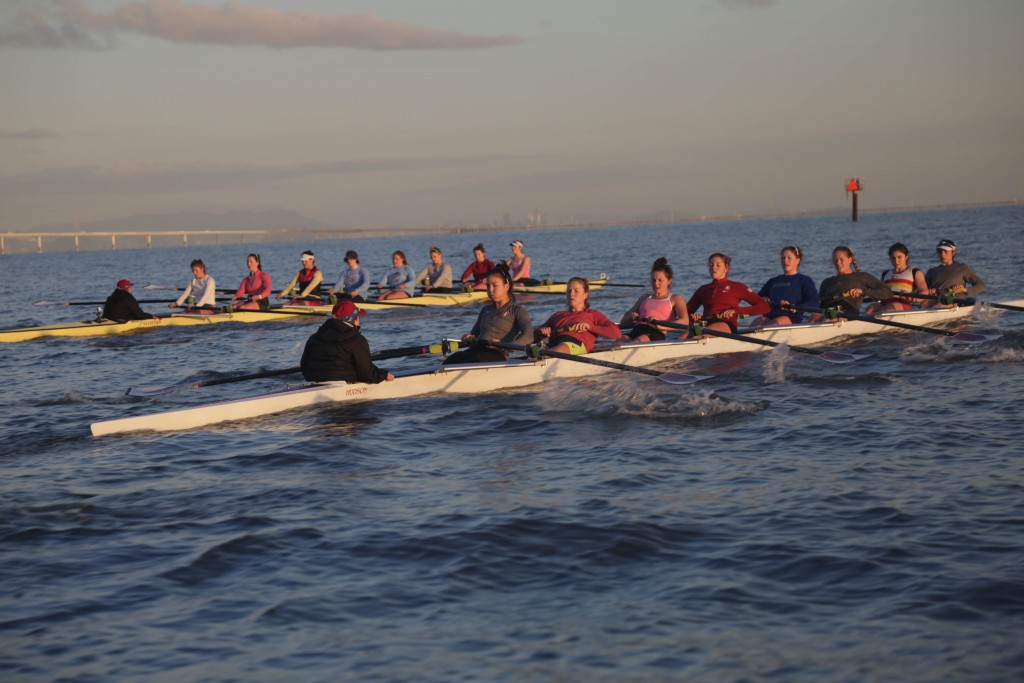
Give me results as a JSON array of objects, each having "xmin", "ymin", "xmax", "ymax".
[
  {"xmin": 300, "ymin": 306, "xmax": 393, "ymax": 384},
  {"xmin": 102, "ymin": 287, "xmax": 155, "ymax": 323}
]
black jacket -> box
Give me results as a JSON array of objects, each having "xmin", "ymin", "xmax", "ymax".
[
  {"xmin": 102, "ymin": 289, "xmax": 155, "ymax": 323},
  {"xmin": 300, "ymin": 319, "xmax": 389, "ymax": 384}
]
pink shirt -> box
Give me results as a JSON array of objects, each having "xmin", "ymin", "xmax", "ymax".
[
  {"xmin": 638, "ymin": 294, "xmax": 674, "ymax": 321},
  {"xmin": 235, "ymin": 271, "xmax": 273, "ymax": 300},
  {"xmin": 509, "ymin": 255, "xmax": 530, "ymax": 280}
]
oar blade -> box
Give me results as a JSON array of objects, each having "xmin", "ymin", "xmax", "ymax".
[
  {"xmin": 951, "ymin": 331, "xmax": 1002, "ymax": 344},
  {"xmin": 817, "ymin": 351, "xmax": 871, "ymax": 364},
  {"xmin": 126, "ymin": 383, "xmax": 194, "ymax": 397},
  {"xmin": 656, "ymin": 372, "xmax": 714, "ymax": 385},
  {"xmin": 33, "ymin": 300, "xmax": 71, "ymax": 306}
]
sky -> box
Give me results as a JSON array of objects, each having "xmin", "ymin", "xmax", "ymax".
[{"xmin": 1, "ymin": 0, "xmax": 1022, "ymax": 231}]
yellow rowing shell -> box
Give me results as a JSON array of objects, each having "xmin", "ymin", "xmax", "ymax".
[{"xmin": 2, "ymin": 279, "xmax": 608, "ymax": 342}]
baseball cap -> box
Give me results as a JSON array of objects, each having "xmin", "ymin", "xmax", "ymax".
[
  {"xmin": 510, "ymin": 240, "xmax": 524, "ymax": 248},
  {"xmin": 936, "ymin": 239, "xmax": 956, "ymax": 251},
  {"xmin": 116, "ymin": 279, "xmax": 133, "ymax": 289},
  {"xmin": 345, "ymin": 250, "xmax": 359, "ymax": 261},
  {"xmin": 301, "ymin": 250, "xmax": 315, "ymax": 260},
  {"xmin": 331, "ymin": 300, "xmax": 365, "ymax": 321}
]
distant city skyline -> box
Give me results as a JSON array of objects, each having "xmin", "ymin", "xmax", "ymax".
[{"xmin": 2, "ymin": 0, "xmax": 1022, "ymax": 231}]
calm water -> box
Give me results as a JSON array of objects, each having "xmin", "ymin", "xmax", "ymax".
[{"xmin": 1, "ymin": 206, "xmax": 1022, "ymax": 682}]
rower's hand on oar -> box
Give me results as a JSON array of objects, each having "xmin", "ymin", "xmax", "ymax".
[
  {"xmin": 538, "ymin": 326, "xmax": 552, "ymax": 338},
  {"xmin": 461, "ymin": 333, "xmax": 476, "ymax": 344},
  {"xmin": 385, "ymin": 372, "xmax": 395, "ymax": 382}
]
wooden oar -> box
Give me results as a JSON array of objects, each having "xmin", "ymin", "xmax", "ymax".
[
  {"xmin": 789, "ymin": 305, "xmax": 1001, "ymax": 344},
  {"xmin": 648, "ymin": 319, "xmax": 868, "ymax": 363},
  {"xmin": 34, "ymin": 298, "xmax": 179, "ymax": 306},
  {"xmin": 491, "ymin": 341, "xmax": 712, "ymax": 385},
  {"xmin": 126, "ymin": 341, "xmax": 464, "ymax": 397},
  {"xmin": 647, "ymin": 319, "xmax": 864, "ymax": 366},
  {"xmin": 901, "ymin": 293, "xmax": 1024, "ymax": 312}
]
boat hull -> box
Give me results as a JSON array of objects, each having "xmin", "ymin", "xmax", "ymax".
[
  {"xmin": 6, "ymin": 281, "xmax": 610, "ymax": 342},
  {"xmin": 90, "ymin": 300, "xmax": 1018, "ymax": 436}
]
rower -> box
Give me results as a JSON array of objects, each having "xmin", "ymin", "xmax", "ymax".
[
  {"xmin": 505, "ymin": 239, "xmax": 538, "ymax": 286},
  {"xmin": 748, "ymin": 246, "xmax": 817, "ymax": 327},
  {"xmin": 377, "ymin": 251, "xmax": 417, "ymax": 300},
  {"xmin": 814, "ymin": 246, "xmax": 892, "ymax": 319},
  {"xmin": 416, "ymin": 246, "xmax": 455, "ymax": 293},
  {"xmin": 443, "ymin": 264, "xmax": 533, "ymax": 365},
  {"xmin": 865, "ymin": 242, "xmax": 927, "ymax": 314},
  {"xmin": 536, "ymin": 277, "xmax": 621, "ymax": 354},
  {"xmin": 103, "ymin": 279, "xmax": 155, "ymax": 323},
  {"xmin": 277, "ymin": 250, "xmax": 324, "ymax": 305},
  {"xmin": 300, "ymin": 300, "xmax": 394, "ymax": 383},
  {"xmin": 333, "ymin": 249, "xmax": 371, "ymax": 302},
  {"xmin": 170, "ymin": 259, "xmax": 217, "ymax": 312},
  {"xmin": 460, "ymin": 243, "xmax": 495, "ymax": 291},
  {"xmin": 620, "ymin": 257, "xmax": 689, "ymax": 342},
  {"xmin": 923, "ymin": 239, "xmax": 986, "ymax": 307},
  {"xmin": 231, "ymin": 253, "xmax": 272, "ymax": 311},
  {"xmin": 688, "ymin": 253, "xmax": 770, "ymax": 333}
]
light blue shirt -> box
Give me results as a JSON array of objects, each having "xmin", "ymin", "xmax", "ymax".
[
  {"xmin": 334, "ymin": 265, "xmax": 371, "ymax": 298},
  {"xmin": 379, "ymin": 265, "xmax": 417, "ymax": 294}
]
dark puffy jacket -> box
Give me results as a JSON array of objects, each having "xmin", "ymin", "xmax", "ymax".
[
  {"xmin": 300, "ymin": 319, "xmax": 389, "ymax": 384},
  {"xmin": 102, "ymin": 289, "xmax": 155, "ymax": 322}
]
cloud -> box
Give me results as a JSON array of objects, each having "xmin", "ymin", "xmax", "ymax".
[
  {"xmin": 0, "ymin": 128, "xmax": 62, "ymax": 139},
  {"xmin": 0, "ymin": 0, "xmax": 522, "ymax": 50},
  {"xmin": 0, "ymin": 154, "xmax": 526, "ymax": 197}
]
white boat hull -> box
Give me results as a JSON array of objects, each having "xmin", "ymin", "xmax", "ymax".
[{"xmin": 90, "ymin": 301, "xmax": 1019, "ymax": 436}]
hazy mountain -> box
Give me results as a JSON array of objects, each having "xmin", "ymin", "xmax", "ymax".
[{"xmin": 34, "ymin": 208, "xmax": 336, "ymax": 232}]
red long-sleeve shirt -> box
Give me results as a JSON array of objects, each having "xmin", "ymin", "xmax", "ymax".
[
  {"xmin": 687, "ymin": 279, "xmax": 769, "ymax": 319},
  {"xmin": 540, "ymin": 309, "xmax": 622, "ymax": 352}
]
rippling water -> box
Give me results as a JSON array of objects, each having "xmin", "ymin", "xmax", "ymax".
[{"xmin": 2, "ymin": 206, "xmax": 1022, "ymax": 681}]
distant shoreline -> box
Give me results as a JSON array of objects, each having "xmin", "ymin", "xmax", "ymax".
[{"xmin": 2, "ymin": 199, "xmax": 1019, "ymax": 255}]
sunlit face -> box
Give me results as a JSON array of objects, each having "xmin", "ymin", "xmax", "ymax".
[
  {"xmin": 486, "ymin": 273, "xmax": 510, "ymax": 304},
  {"xmin": 392, "ymin": 254, "xmax": 403, "ymax": 267},
  {"xmin": 474, "ymin": 249, "xmax": 486, "ymax": 263},
  {"xmin": 301, "ymin": 257, "xmax": 314, "ymax": 269},
  {"xmin": 566, "ymin": 281, "xmax": 588, "ymax": 311},
  {"xmin": 650, "ymin": 270, "xmax": 671, "ymax": 297},
  {"xmin": 511, "ymin": 244, "xmax": 522, "ymax": 256},
  {"xmin": 833, "ymin": 251, "xmax": 854, "ymax": 273},
  {"xmin": 708, "ymin": 256, "xmax": 729, "ymax": 281},
  {"xmin": 192, "ymin": 265, "xmax": 205, "ymax": 278},
  {"xmin": 430, "ymin": 251, "xmax": 443, "ymax": 265},
  {"xmin": 345, "ymin": 257, "xmax": 358, "ymax": 269},
  {"xmin": 247, "ymin": 256, "xmax": 259, "ymax": 271},
  {"xmin": 781, "ymin": 249, "xmax": 800, "ymax": 274},
  {"xmin": 889, "ymin": 250, "xmax": 909, "ymax": 271},
  {"xmin": 937, "ymin": 249, "xmax": 954, "ymax": 265}
]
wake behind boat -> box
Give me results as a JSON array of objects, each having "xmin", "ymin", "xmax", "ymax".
[{"xmin": 89, "ymin": 299, "xmax": 1019, "ymax": 436}]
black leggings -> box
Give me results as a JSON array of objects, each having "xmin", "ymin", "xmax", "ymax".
[{"xmin": 442, "ymin": 343, "xmax": 509, "ymax": 365}]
